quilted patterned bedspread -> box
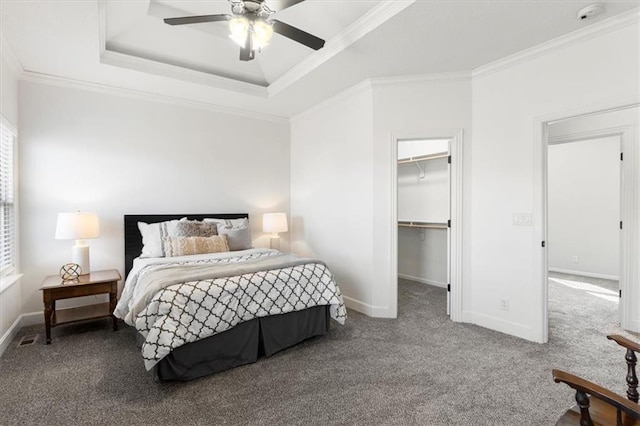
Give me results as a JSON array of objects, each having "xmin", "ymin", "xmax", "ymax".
[{"xmin": 114, "ymin": 249, "xmax": 346, "ymax": 370}]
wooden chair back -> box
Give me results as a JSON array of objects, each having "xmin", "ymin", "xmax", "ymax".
[{"xmin": 553, "ymin": 334, "xmax": 640, "ymax": 426}]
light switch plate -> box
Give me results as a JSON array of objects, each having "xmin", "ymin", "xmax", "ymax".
[{"xmin": 512, "ymin": 213, "xmax": 532, "ymax": 226}]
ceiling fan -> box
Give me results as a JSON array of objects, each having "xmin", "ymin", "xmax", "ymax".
[{"xmin": 163, "ymin": 0, "xmax": 325, "ymax": 62}]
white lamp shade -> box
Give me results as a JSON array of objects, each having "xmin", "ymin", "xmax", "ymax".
[
  {"xmin": 55, "ymin": 212, "xmax": 100, "ymax": 240},
  {"xmin": 263, "ymin": 213, "xmax": 288, "ymax": 234}
]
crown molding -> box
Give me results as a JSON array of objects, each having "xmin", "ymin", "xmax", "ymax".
[
  {"xmin": 0, "ymin": 33, "xmax": 24, "ymax": 76},
  {"xmin": 20, "ymin": 71, "xmax": 288, "ymax": 124},
  {"xmin": 100, "ymin": 50, "xmax": 269, "ymax": 98},
  {"xmin": 268, "ymin": 0, "xmax": 416, "ymax": 97},
  {"xmin": 292, "ymin": 70, "xmax": 472, "ymax": 122},
  {"xmin": 473, "ymin": 8, "xmax": 640, "ymax": 79},
  {"xmin": 291, "ymin": 79, "xmax": 373, "ymax": 123},
  {"xmin": 369, "ymin": 71, "xmax": 471, "ymax": 88}
]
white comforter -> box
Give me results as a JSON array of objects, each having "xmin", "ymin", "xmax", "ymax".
[{"xmin": 114, "ymin": 249, "xmax": 346, "ymax": 370}]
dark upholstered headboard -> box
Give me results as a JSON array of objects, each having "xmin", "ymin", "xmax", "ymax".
[{"xmin": 124, "ymin": 213, "xmax": 249, "ymax": 279}]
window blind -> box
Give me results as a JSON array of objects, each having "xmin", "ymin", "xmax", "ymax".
[{"xmin": 0, "ymin": 122, "xmax": 16, "ymax": 275}]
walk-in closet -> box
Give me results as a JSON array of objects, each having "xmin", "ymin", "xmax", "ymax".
[{"xmin": 397, "ymin": 138, "xmax": 451, "ymax": 313}]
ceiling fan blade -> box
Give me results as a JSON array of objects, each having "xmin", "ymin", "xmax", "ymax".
[
  {"xmin": 164, "ymin": 14, "xmax": 230, "ymax": 26},
  {"xmin": 271, "ymin": 19, "xmax": 324, "ymax": 50},
  {"xmin": 265, "ymin": 0, "xmax": 305, "ymax": 12}
]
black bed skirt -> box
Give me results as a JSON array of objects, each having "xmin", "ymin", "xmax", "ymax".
[{"xmin": 137, "ymin": 305, "xmax": 331, "ymax": 381}]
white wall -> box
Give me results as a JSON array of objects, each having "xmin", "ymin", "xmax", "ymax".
[
  {"xmin": 0, "ymin": 52, "xmax": 21, "ymax": 350},
  {"xmin": 291, "ymin": 75, "xmax": 471, "ymax": 317},
  {"xmin": 290, "ymin": 86, "xmax": 374, "ymax": 311},
  {"xmin": 398, "ymin": 227, "xmax": 448, "ymax": 286},
  {"xmin": 548, "ymin": 136, "xmax": 620, "ymax": 279},
  {"xmin": 397, "ymin": 156, "xmax": 449, "ymax": 223},
  {"xmin": 18, "ymin": 81, "xmax": 290, "ymax": 314},
  {"xmin": 470, "ymin": 20, "xmax": 639, "ymax": 341},
  {"xmin": 1, "ymin": 58, "xmax": 18, "ymax": 127},
  {"xmin": 371, "ymin": 76, "xmax": 472, "ymax": 317}
]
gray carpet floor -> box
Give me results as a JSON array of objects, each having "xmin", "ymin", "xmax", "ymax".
[{"xmin": 0, "ymin": 274, "xmax": 638, "ymax": 425}]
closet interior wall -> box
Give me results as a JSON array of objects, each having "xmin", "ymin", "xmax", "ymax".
[{"xmin": 397, "ymin": 139, "xmax": 450, "ymax": 288}]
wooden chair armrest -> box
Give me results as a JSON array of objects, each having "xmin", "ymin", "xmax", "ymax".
[
  {"xmin": 608, "ymin": 335, "xmax": 640, "ymax": 353},
  {"xmin": 552, "ymin": 369, "xmax": 640, "ymax": 418}
]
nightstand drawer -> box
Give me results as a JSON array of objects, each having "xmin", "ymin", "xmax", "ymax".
[{"xmin": 46, "ymin": 282, "xmax": 115, "ymax": 299}]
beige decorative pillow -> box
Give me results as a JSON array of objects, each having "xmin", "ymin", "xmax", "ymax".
[{"xmin": 163, "ymin": 235, "xmax": 229, "ymax": 257}]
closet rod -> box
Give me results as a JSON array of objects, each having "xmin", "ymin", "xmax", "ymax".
[
  {"xmin": 398, "ymin": 221, "xmax": 448, "ymax": 229},
  {"xmin": 397, "ymin": 152, "xmax": 448, "ymax": 164}
]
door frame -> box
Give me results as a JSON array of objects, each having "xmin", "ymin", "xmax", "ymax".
[
  {"xmin": 390, "ymin": 129, "xmax": 464, "ymax": 321},
  {"xmin": 534, "ymin": 103, "xmax": 639, "ymax": 342}
]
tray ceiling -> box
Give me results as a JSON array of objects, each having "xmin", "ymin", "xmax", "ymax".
[
  {"xmin": 1, "ymin": 1, "xmax": 638, "ymax": 118},
  {"xmin": 100, "ymin": 0, "xmax": 399, "ymax": 96}
]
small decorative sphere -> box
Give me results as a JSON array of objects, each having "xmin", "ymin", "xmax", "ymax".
[{"xmin": 60, "ymin": 263, "xmax": 82, "ymax": 281}]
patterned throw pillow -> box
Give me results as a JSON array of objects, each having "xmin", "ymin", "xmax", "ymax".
[
  {"xmin": 174, "ymin": 221, "xmax": 218, "ymax": 237},
  {"xmin": 163, "ymin": 235, "xmax": 229, "ymax": 257}
]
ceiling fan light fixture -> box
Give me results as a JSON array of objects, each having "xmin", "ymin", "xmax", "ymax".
[
  {"xmin": 229, "ymin": 16, "xmax": 250, "ymax": 47},
  {"xmin": 165, "ymin": 0, "xmax": 325, "ymax": 61},
  {"xmin": 253, "ymin": 19, "xmax": 274, "ymax": 48},
  {"xmin": 229, "ymin": 16, "xmax": 273, "ymax": 50}
]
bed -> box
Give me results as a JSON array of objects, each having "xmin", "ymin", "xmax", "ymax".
[{"xmin": 117, "ymin": 214, "xmax": 346, "ymax": 381}]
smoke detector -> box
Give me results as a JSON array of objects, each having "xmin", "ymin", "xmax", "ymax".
[{"xmin": 577, "ymin": 3, "xmax": 604, "ymax": 20}]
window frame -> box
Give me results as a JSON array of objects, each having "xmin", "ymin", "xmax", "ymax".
[{"xmin": 0, "ymin": 115, "xmax": 18, "ymax": 282}]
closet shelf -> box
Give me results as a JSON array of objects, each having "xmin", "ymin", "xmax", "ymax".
[
  {"xmin": 397, "ymin": 152, "xmax": 448, "ymax": 164},
  {"xmin": 398, "ymin": 221, "xmax": 448, "ymax": 229}
]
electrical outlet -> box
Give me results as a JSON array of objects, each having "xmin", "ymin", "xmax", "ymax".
[
  {"xmin": 500, "ymin": 299, "xmax": 509, "ymax": 311},
  {"xmin": 572, "ymin": 256, "xmax": 579, "ymax": 263}
]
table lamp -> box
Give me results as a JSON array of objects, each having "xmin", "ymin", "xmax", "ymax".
[
  {"xmin": 55, "ymin": 212, "xmax": 100, "ymax": 275},
  {"xmin": 263, "ymin": 212, "xmax": 288, "ymax": 251}
]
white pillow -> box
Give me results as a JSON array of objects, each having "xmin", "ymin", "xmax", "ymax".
[
  {"xmin": 204, "ymin": 218, "xmax": 252, "ymax": 251},
  {"xmin": 138, "ymin": 218, "xmax": 185, "ymax": 258}
]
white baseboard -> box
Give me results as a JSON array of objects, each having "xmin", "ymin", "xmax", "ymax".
[
  {"xmin": 548, "ymin": 267, "xmax": 619, "ymax": 281},
  {"xmin": 0, "ymin": 315, "xmax": 22, "ymax": 357},
  {"xmin": 341, "ymin": 295, "xmax": 393, "ymax": 318},
  {"xmin": 467, "ymin": 311, "xmax": 542, "ymax": 343},
  {"xmin": 626, "ymin": 318, "xmax": 640, "ymax": 334},
  {"xmin": 398, "ymin": 274, "xmax": 447, "ymax": 288},
  {"xmin": 459, "ymin": 310, "xmax": 475, "ymax": 324},
  {"xmin": 21, "ymin": 311, "xmax": 44, "ymax": 326},
  {"xmin": 0, "ymin": 311, "xmax": 43, "ymax": 358}
]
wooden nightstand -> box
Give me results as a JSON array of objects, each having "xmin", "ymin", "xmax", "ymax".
[{"xmin": 40, "ymin": 269, "xmax": 121, "ymax": 344}]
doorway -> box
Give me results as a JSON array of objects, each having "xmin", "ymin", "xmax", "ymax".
[
  {"xmin": 397, "ymin": 138, "xmax": 451, "ymax": 314},
  {"xmin": 546, "ymin": 133, "xmax": 622, "ymax": 337},
  {"xmin": 535, "ymin": 104, "xmax": 640, "ymax": 341},
  {"xmin": 390, "ymin": 130, "xmax": 463, "ymax": 321}
]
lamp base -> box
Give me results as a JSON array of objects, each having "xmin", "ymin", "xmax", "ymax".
[
  {"xmin": 269, "ymin": 236, "xmax": 281, "ymax": 251},
  {"xmin": 71, "ymin": 243, "xmax": 90, "ymax": 275}
]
